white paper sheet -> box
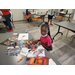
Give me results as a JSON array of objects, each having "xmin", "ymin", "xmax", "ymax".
[
  {"xmin": 18, "ymin": 33, "xmax": 28, "ymax": 40},
  {"xmin": 20, "ymin": 48, "xmax": 29, "ymax": 56},
  {"xmin": 13, "ymin": 33, "xmax": 18, "ymax": 36},
  {"xmin": 49, "ymin": 59, "xmax": 56, "ymax": 65}
]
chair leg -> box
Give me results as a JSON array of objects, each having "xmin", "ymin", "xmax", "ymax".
[
  {"xmin": 66, "ymin": 30, "xmax": 69, "ymax": 37},
  {"xmin": 12, "ymin": 21, "xmax": 15, "ymax": 28}
]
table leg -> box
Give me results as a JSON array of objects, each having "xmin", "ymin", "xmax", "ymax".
[
  {"xmin": 38, "ymin": 21, "xmax": 45, "ymax": 27},
  {"xmin": 71, "ymin": 34, "xmax": 75, "ymax": 42},
  {"xmin": 67, "ymin": 14, "xmax": 71, "ymax": 22},
  {"xmin": 0, "ymin": 28, "xmax": 2, "ymax": 30},
  {"xmin": 52, "ymin": 26, "xmax": 63, "ymax": 40}
]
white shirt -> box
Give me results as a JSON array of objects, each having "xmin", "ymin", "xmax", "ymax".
[{"xmin": 48, "ymin": 9, "xmax": 55, "ymax": 15}]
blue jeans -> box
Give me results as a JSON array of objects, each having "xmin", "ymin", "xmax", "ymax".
[{"xmin": 4, "ymin": 14, "xmax": 12, "ymax": 30}]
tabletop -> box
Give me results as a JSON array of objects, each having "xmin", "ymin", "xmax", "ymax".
[
  {"xmin": 0, "ymin": 17, "xmax": 6, "ymax": 22},
  {"xmin": 0, "ymin": 30, "xmax": 60, "ymax": 65},
  {"xmin": 54, "ymin": 21, "xmax": 75, "ymax": 32}
]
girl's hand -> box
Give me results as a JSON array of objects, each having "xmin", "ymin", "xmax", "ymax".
[
  {"xmin": 38, "ymin": 41, "xmax": 42, "ymax": 45},
  {"xmin": 32, "ymin": 40, "xmax": 38, "ymax": 44}
]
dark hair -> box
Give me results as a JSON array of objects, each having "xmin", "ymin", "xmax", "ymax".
[{"xmin": 41, "ymin": 22, "xmax": 50, "ymax": 37}]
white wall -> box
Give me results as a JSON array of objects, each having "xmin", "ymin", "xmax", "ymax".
[
  {"xmin": 11, "ymin": 9, "xmax": 25, "ymax": 21},
  {"xmin": 11, "ymin": 9, "xmax": 73, "ymax": 21}
]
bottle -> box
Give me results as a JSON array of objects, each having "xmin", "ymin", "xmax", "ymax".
[
  {"xmin": 20, "ymin": 39, "xmax": 25, "ymax": 48},
  {"xmin": 25, "ymin": 29, "xmax": 28, "ymax": 33}
]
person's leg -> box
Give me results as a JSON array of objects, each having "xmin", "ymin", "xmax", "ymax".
[
  {"xmin": 48, "ymin": 19, "xmax": 49, "ymax": 24},
  {"xmin": 50, "ymin": 19, "xmax": 52, "ymax": 24},
  {"xmin": 48, "ymin": 15, "xmax": 50, "ymax": 24},
  {"xmin": 4, "ymin": 14, "xmax": 12, "ymax": 30},
  {"xmin": 50, "ymin": 15, "xmax": 53, "ymax": 25}
]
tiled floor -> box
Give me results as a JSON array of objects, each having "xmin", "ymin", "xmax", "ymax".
[{"xmin": 0, "ymin": 17, "xmax": 75, "ymax": 65}]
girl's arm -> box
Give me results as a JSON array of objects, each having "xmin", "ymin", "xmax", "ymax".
[
  {"xmin": 39, "ymin": 41, "xmax": 52, "ymax": 51},
  {"xmin": 32, "ymin": 39, "xmax": 40, "ymax": 44}
]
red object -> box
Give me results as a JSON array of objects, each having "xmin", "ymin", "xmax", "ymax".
[
  {"xmin": 18, "ymin": 57, "xmax": 24, "ymax": 62},
  {"xmin": 50, "ymin": 24, "xmax": 53, "ymax": 25},
  {"xmin": 25, "ymin": 46, "xmax": 27, "ymax": 47},
  {"xmin": 28, "ymin": 56, "xmax": 49, "ymax": 65},
  {"xmin": 33, "ymin": 9, "xmax": 34, "ymax": 12},
  {"xmin": 22, "ymin": 35, "xmax": 25, "ymax": 38},
  {"xmin": 7, "ymin": 29, "xmax": 13, "ymax": 32},
  {"xmin": 33, "ymin": 43, "xmax": 35, "ymax": 45},
  {"xmin": 2, "ymin": 10, "xmax": 10, "ymax": 16},
  {"xmin": 27, "ymin": 43, "xmax": 30, "ymax": 45},
  {"xmin": 40, "ymin": 52, "xmax": 43, "ymax": 54},
  {"xmin": 7, "ymin": 41, "xmax": 9, "ymax": 44},
  {"xmin": 13, "ymin": 37, "xmax": 16, "ymax": 40}
]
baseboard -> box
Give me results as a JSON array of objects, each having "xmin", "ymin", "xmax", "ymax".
[{"xmin": 13, "ymin": 20, "xmax": 24, "ymax": 22}]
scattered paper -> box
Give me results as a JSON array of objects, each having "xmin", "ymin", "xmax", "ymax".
[
  {"xmin": 49, "ymin": 59, "xmax": 56, "ymax": 65},
  {"xmin": 13, "ymin": 33, "xmax": 18, "ymax": 36},
  {"xmin": 18, "ymin": 33, "xmax": 28, "ymax": 40},
  {"xmin": 27, "ymin": 45, "xmax": 45, "ymax": 58},
  {"xmin": 20, "ymin": 48, "xmax": 29, "ymax": 56},
  {"xmin": 6, "ymin": 46, "xmax": 21, "ymax": 56}
]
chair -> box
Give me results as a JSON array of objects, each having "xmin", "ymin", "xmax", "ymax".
[
  {"xmin": 56, "ymin": 10, "xmax": 68, "ymax": 21},
  {"xmin": 10, "ymin": 11, "xmax": 15, "ymax": 28},
  {"xmin": 32, "ymin": 16, "xmax": 43, "ymax": 25},
  {"xmin": 32, "ymin": 17, "xmax": 40, "ymax": 25},
  {"xmin": 55, "ymin": 12, "xmax": 63, "ymax": 21},
  {"xmin": 23, "ymin": 12, "xmax": 26, "ymax": 21},
  {"xmin": 23, "ymin": 12, "xmax": 32, "ymax": 22}
]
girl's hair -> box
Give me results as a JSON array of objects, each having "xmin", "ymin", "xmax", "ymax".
[
  {"xmin": 41, "ymin": 22, "xmax": 53, "ymax": 43},
  {"xmin": 41, "ymin": 22, "xmax": 50, "ymax": 37}
]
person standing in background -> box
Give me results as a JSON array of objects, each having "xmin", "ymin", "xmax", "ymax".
[
  {"xmin": 46, "ymin": 9, "xmax": 55, "ymax": 25},
  {"xmin": 0, "ymin": 9, "xmax": 13, "ymax": 32},
  {"xmin": 26, "ymin": 9, "xmax": 31, "ymax": 22},
  {"xmin": 26, "ymin": 9, "xmax": 30, "ymax": 15}
]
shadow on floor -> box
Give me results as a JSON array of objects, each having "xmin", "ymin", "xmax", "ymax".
[{"xmin": 0, "ymin": 27, "xmax": 8, "ymax": 33}]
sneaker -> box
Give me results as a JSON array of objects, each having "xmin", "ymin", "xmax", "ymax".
[
  {"xmin": 50, "ymin": 24, "xmax": 53, "ymax": 25},
  {"xmin": 7, "ymin": 29, "xmax": 13, "ymax": 32}
]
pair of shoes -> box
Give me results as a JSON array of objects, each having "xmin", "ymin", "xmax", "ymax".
[
  {"xmin": 50, "ymin": 24, "xmax": 53, "ymax": 25},
  {"xmin": 7, "ymin": 29, "xmax": 13, "ymax": 32}
]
